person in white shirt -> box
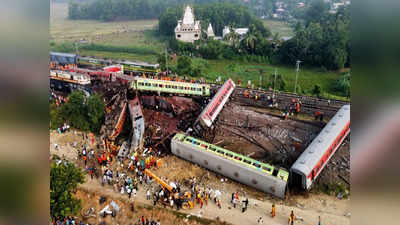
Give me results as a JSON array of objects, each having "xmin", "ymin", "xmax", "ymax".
[{"xmin": 146, "ymin": 189, "xmax": 151, "ymax": 200}]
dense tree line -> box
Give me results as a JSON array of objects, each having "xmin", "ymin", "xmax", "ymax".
[
  {"xmin": 50, "ymin": 91, "xmax": 105, "ymax": 133},
  {"xmin": 67, "ymin": 0, "xmax": 312, "ymax": 22},
  {"xmin": 159, "ymin": 2, "xmax": 269, "ymax": 37},
  {"xmin": 68, "ymin": 0, "xmax": 242, "ymax": 21},
  {"xmin": 167, "ymin": 1, "xmax": 349, "ymax": 71},
  {"xmin": 278, "ymin": 1, "xmax": 350, "ymax": 70}
]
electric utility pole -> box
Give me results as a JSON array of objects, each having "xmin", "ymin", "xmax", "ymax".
[
  {"xmin": 273, "ymin": 68, "xmax": 277, "ymax": 95},
  {"xmin": 165, "ymin": 49, "xmax": 168, "ymax": 75},
  {"xmin": 294, "ymin": 60, "xmax": 301, "ymax": 94}
]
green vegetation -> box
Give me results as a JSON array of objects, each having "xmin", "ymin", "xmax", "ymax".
[
  {"xmin": 50, "ymin": 91, "xmax": 105, "ymax": 133},
  {"xmin": 165, "ymin": 1, "xmax": 349, "ymax": 71},
  {"xmin": 333, "ymin": 73, "xmax": 350, "ymax": 98},
  {"xmin": 320, "ymin": 183, "xmax": 349, "ymax": 199},
  {"xmin": 163, "ymin": 57, "xmax": 348, "ymax": 100},
  {"xmin": 262, "ymin": 19, "xmax": 294, "ymax": 37},
  {"xmin": 51, "ymin": 3, "xmax": 162, "ymax": 62},
  {"xmin": 159, "ymin": 3, "xmax": 269, "ymax": 37},
  {"xmin": 279, "ymin": 1, "xmax": 350, "ymax": 70},
  {"xmin": 50, "ymin": 161, "xmax": 85, "ymax": 220},
  {"xmin": 51, "ymin": 2, "xmax": 350, "ymax": 100}
]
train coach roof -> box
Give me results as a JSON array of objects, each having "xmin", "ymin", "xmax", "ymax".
[
  {"xmin": 290, "ymin": 105, "xmax": 350, "ymax": 175},
  {"xmin": 135, "ymin": 77, "xmax": 209, "ymax": 87},
  {"xmin": 50, "ymin": 52, "xmax": 76, "ymax": 58},
  {"xmin": 173, "ymin": 133, "xmax": 289, "ymax": 182},
  {"xmin": 116, "ymin": 60, "xmax": 159, "ymax": 68}
]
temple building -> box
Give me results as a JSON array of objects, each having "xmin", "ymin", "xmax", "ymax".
[
  {"xmin": 175, "ymin": 6, "xmax": 202, "ymax": 43},
  {"xmin": 206, "ymin": 23, "xmax": 215, "ymax": 39}
]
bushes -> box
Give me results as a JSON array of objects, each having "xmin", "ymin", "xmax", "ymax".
[
  {"xmin": 176, "ymin": 56, "xmax": 207, "ymax": 77},
  {"xmin": 333, "ymin": 73, "xmax": 350, "ymax": 97},
  {"xmin": 50, "ymin": 91, "xmax": 105, "ymax": 133},
  {"xmin": 267, "ymin": 73, "xmax": 286, "ymax": 91}
]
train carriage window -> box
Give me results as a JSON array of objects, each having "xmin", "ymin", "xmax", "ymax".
[
  {"xmin": 234, "ymin": 156, "xmax": 242, "ymax": 161},
  {"xmin": 253, "ymin": 163, "xmax": 261, "ymax": 168},
  {"xmin": 173, "ymin": 86, "xmax": 177, "ymax": 89},
  {"xmin": 217, "ymin": 150, "xmax": 224, "ymax": 154},
  {"xmin": 225, "ymin": 153, "xmax": 233, "ymax": 158},
  {"xmin": 209, "ymin": 147, "xmax": 217, "ymax": 151},
  {"xmin": 159, "ymin": 84, "xmax": 163, "ymax": 87},
  {"xmin": 262, "ymin": 166, "xmax": 272, "ymax": 172},
  {"xmin": 243, "ymin": 159, "xmax": 252, "ymax": 164}
]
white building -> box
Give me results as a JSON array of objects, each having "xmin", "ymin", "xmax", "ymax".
[
  {"xmin": 175, "ymin": 6, "xmax": 202, "ymax": 43},
  {"xmin": 206, "ymin": 23, "xmax": 215, "ymax": 39},
  {"xmin": 222, "ymin": 26, "xmax": 249, "ymax": 40}
]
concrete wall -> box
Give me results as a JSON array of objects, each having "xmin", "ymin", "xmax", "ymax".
[
  {"xmin": 175, "ymin": 31, "xmax": 200, "ymax": 43},
  {"xmin": 171, "ymin": 139, "xmax": 287, "ymax": 198}
]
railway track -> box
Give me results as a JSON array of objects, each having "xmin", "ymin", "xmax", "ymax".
[{"xmin": 211, "ymin": 84, "xmax": 349, "ymax": 118}]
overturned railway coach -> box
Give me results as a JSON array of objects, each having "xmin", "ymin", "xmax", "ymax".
[
  {"xmin": 171, "ymin": 133, "xmax": 289, "ymax": 198},
  {"xmin": 196, "ymin": 79, "xmax": 235, "ymax": 129},
  {"xmin": 290, "ymin": 105, "xmax": 350, "ymax": 190},
  {"xmin": 130, "ymin": 77, "xmax": 210, "ymax": 96}
]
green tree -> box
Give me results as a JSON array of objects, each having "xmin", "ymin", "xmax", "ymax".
[
  {"xmin": 334, "ymin": 73, "xmax": 350, "ymax": 97},
  {"xmin": 224, "ymin": 25, "xmax": 241, "ymax": 48},
  {"xmin": 177, "ymin": 55, "xmax": 192, "ymax": 75},
  {"xmin": 267, "ymin": 73, "xmax": 286, "ymax": 91},
  {"xmin": 312, "ymin": 84, "xmax": 322, "ymax": 97},
  {"xmin": 87, "ymin": 94, "xmax": 105, "ymax": 133},
  {"xmin": 158, "ymin": 7, "xmax": 182, "ymax": 36},
  {"xmin": 50, "ymin": 103, "xmax": 64, "ymax": 130},
  {"xmin": 157, "ymin": 52, "xmax": 167, "ymax": 71},
  {"xmin": 303, "ymin": 0, "xmax": 330, "ymax": 25},
  {"xmin": 241, "ymin": 32, "xmax": 257, "ymax": 54},
  {"xmin": 50, "ymin": 162, "xmax": 85, "ymax": 220},
  {"xmin": 61, "ymin": 91, "xmax": 89, "ymax": 131}
]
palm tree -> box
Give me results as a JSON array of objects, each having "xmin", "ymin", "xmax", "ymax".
[
  {"xmin": 224, "ymin": 25, "xmax": 240, "ymax": 48},
  {"xmin": 243, "ymin": 32, "xmax": 257, "ymax": 54}
]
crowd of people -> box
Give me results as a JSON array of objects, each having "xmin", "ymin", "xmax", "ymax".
[
  {"xmin": 50, "ymin": 91, "xmax": 68, "ymax": 107},
  {"xmin": 53, "ymin": 129, "xmax": 325, "ymax": 225}
]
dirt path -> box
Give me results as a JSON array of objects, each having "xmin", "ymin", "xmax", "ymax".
[
  {"xmin": 78, "ymin": 175, "xmax": 349, "ymax": 225},
  {"xmin": 50, "ymin": 131, "xmax": 350, "ymax": 225}
]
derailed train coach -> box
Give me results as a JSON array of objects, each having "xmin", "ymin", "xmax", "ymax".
[
  {"xmin": 290, "ymin": 105, "xmax": 350, "ymax": 190},
  {"xmin": 198, "ymin": 79, "xmax": 235, "ymax": 128},
  {"xmin": 171, "ymin": 133, "xmax": 289, "ymax": 198}
]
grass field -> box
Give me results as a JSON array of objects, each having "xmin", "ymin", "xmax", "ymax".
[
  {"xmin": 191, "ymin": 59, "xmax": 348, "ymax": 100},
  {"xmin": 263, "ymin": 19, "xmax": 294, "ymax": 37},
  {"xmin": 50, "ymin": 3, "xmax": 163, "ymax": 62}
]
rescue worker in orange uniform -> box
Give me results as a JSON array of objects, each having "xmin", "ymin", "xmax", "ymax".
[
  {"xmin": 289, "ymin": 210, "xmax": 295, "ymax": 225},
  {"xmin": 271, "ymin": 203, "xmax": 276, "ymax": 218}
]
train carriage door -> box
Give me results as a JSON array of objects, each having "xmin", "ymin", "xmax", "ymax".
[
  {"xmin": 202, "ymin": 86, "xmax": 205, "ymax": 95},
  {"xmin": 290, "ymin": 170, "xmax": 305, "ymax": 190}
]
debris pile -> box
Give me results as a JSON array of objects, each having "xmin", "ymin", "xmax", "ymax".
[
  {"xmin": 214, "ymin": 103, "xmax": 321, "ymax": 168},
  {"xmin": 100, "ymin": 83, "xmax": 129, "ymax": 141}
]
